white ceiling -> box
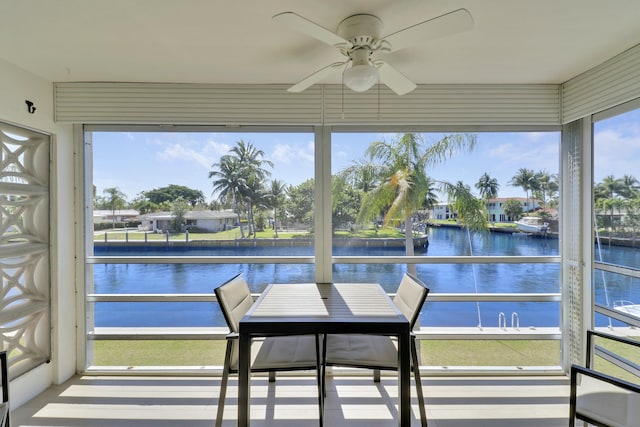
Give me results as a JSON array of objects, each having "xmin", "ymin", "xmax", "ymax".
[{"xmin": 2, "ymin": 0, "xmax": 640, "ymax": 88}]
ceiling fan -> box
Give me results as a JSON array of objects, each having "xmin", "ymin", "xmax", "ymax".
[{"xmin": 273, "ymin": 8, "xmax": 473, "ymax": 96}]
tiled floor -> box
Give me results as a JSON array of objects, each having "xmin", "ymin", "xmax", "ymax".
[{"xmin": 11, "ymin": 374, "xmax": 570, "ymax": 426}]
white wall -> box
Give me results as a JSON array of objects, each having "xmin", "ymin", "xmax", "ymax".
[{"xmin": 0, "ymin": 59, "xmax": 76, "ymax": 408}]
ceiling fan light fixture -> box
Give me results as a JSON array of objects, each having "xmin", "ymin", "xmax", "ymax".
[
  {"xmin": 343, "ymin": 48, "xmax": 378, "ymax": 92},
  {"xmin": 343, "ymin": 63, "xmax": 378, "ymax": 92}
]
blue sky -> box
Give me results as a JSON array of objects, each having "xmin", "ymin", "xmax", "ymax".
[{"xmin": 92, "ymin": 109, "xmax": 639, "ymax": 203}]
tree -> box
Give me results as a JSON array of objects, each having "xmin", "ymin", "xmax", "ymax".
[
  {"xmin": 338, "ymin": 159, "xmax": 380, "ymax": 194},
  {"xmin": 209, "ymin": 154, "xmax": 246, "ymax": 237},
  {"xmin": 509, "ymin": 168, "xmax": 537, "ymax": 212},
  {"xmin": 145, "ymin": 185, "xmax": 205, "ymax": 207},
  {"xmin": 171, "ymin": 196, "xmax": 189, "ymax": 232},
  {"xmin": 442, "ymin": 181, "xmax": 488, "ymax": 231},
  {"xmin": 503, "ymin": 199, "xmax": 524, "ymax": 221},
  {"xmin": 242, "ymin": 172, "xmax": 269, "ymax": 238},
  {"xmin": 332, "ymin": 176, "xmax": 362, "ymax": 230},
  {"xmin": 103, "ymin": 187, "xmax": 127, "ymax": 228},
  {"xmin": 267, "ymin": 179, "xmax": 287, "ymax": 238},
  {"xmin": 533, "ymin": 170, "xmax": 558, "ymax": 212},
  {"xmin": 620, "ymin": 174, "xmax": 639, "ymax": 199},
  {"xmin": 419, "ymin": 176, "xmax": 439, "ymax": 220},
  {"xmin": 285, "ymin": 179, "xmax": 315, "ymax": 228},
  {"xmin": 475, "ymin": 172, "xmax": 499, "ymax": 200},
  {"xmin": 356, "ymin": 132, "xmax": 477, "ymax": 274},
  {"xmin": 131, "ymin": 192, "xmax": 158, "ymax": 214},
  {"xmin": 228, "ymin": 141, "xmax": 273, "ymax": 238},
  {"xmin": 595, "ymin": 175, "xmax": 625, "ymax": 232}
]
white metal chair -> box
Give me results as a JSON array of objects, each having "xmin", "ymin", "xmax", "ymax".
[
  {"xmin": 214, "ymin": 273, "xmax": 323, "ymax": 427},
  {"xmin": 323, "ymin": 273, "xmax": 430, "ymax": 427},
  {"xmin": 569, "ymin": 330, "xmax": 640, "ymax": 427}
]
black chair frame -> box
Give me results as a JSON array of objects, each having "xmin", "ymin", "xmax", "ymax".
[{"xmin": 569, "ymin": 330, "xmax": 640, "ymax": 427}]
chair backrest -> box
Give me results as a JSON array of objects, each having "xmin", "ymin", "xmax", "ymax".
[
  {"xmin": 214, "ymin": 273, "xmax": 254, "ymax": 333},
  {"xmin": 393, "ymin": 273, "xmax": 430, "ymax": 329}
]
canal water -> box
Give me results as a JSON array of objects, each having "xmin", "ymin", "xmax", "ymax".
[{"xmin": 92, "ymin": 226, "xmax": 638, "ymax": 328}]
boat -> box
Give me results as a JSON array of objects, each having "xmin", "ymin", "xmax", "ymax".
[
  {"xmin": 515, "ymin": 216, "xmax": 549, "ymax": 234},
  {"xmin": 613, "ymin": 300, "xmax": 640, "ymax": 317}
]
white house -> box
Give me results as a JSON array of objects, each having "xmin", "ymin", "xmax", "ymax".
[
  {"xmin": 136, "ymin": 210, "xmax": 237, "ymax": 232},
  {"xmin": 93, "ymin": 209, "xmax": 140, "ymax": 225},
  {"xmin": 485, "ymin": 198, "xmax": 541, "ymax": 222},
  {"xmin": 431, "ymin": 198, "xmax": 542, "ymax": 222}
]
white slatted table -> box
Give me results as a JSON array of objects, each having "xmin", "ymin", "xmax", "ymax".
[{"xmin": 238, "ymin": 283, "xmax": 411, "ymax": 427}]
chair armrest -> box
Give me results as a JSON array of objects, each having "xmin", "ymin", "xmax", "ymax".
[
  {"xmin": 570, "ymin": 364, "xmax": 640, "ymax": 427},
  {"xmin": 571, "ymin": 364, "xmax": 640, "ymax": 394},
  {"xmin": 225, "ymin": 332, "xmax": 239, "ymax": 340},
  {"xmin": 588, "ymin": 330, "xmax": 640, "ymax": 350}
]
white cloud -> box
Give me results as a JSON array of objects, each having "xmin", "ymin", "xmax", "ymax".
[
  {"xmin": 269, "ymin": 141, "xmax": 314, "ymax": 165},
  {"xmin": 155, "ymin": 138, "xmax": 231, "ymax": 170},
  {"xmin": 594, "ymin": 127, "xmax": 640, "ymax": 181}
]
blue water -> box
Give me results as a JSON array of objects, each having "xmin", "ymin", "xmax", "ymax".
[{"xmin": 92, "ymin": 226, "xmax": 639, "ymax": 328}]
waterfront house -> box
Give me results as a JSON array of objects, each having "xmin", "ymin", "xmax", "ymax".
[
  {"xmin": 136, "ymin": 210, "xmax": 238, "ymax": 233},
  {"xmin": 431, "ymin": 198, "xmax": 542, "ymax": 223},
  {"xmin": 2, "ymin": 2, "xmax": 640, "ymax": 425},
  {"xmin": 93, "ymin": 209, "xmax": 140, "ymax": 226},
  {"xmin": 485, "ymin": 197, "xmax": 542, "ymax": 222}
]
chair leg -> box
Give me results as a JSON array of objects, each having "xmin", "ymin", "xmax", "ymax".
[
  {"xmin": 268, "ymin": 371, "xmax": 276, "ymax": 382},
  {"xmin": 316, "ymin": 334, "xmax": 324, "ymax": 427},
  {"xmin": 321, "ymin": 334, "xmax": 327, "ymax": 399},
  {"xmin": 216, "ymin": 341, "xmax": 234, "ymax": 427},
  {"xmin": 373, "ymin": 368, "xmax": 381, "ymax": 383},
  {"xmin": 568, "ymin": 368, "xmax": 577, "ymax": 427},
  {"xmin": 411, "ymin": 337, "xmax": 428, "ymax": 427}
]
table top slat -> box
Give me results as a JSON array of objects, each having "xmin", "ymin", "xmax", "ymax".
[{"xmin": 249, "ymin": 283, "xmax": 400, "ymax": 317}]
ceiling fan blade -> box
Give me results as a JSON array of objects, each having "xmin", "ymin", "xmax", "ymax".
[
  {"xmin": 383, "ymin": 8, "xmax": 473, "ymax": 52},
  {"xmin": 377, "ymin": 62, "xmax": 417, "ymax": 96},
  {"xmin": 288, "ymin": 62, "xmax": 346, "ymax": 93},
  {"xmin": 273, "ymin": 12, "xmax": 350, "ymax": 47}
]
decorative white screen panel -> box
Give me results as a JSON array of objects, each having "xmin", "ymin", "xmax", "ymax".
[{"xmin": 0, "ymin": 122, "xmax": 50, "ymax": 378}]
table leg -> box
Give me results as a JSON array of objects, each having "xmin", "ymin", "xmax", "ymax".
[
  {"xmin": 398, "ymin": 331, "xmax": 411, "ymax": 427},
  {"xmin": 238, "ymin": 333, "xmax": 251, "ymax": 427}
]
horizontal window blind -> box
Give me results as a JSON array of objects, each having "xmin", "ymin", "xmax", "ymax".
[
  {"xmin": 55, "ymin": 82, "xmax": 561, "ymax": 126},
  {"xmin": 562, "ymin": 43, "xmax": 640, "ymax": 123}
]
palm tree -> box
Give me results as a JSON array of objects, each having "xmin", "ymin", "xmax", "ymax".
[
  {"xmin": 533, "ymin": 170, "xmax": 558, "ymax": 214},
  {"xmin": 509, "ymin": 168, "xmax": 536, "ymax": 212},
  {"xmin": 103, "ymin": 187, "xmax": 127, "ymax": 229},
  {"xmin": 230, "ymin": 140, "xmax": 273, "ymax": 182},
  {"xmin": 422, "ymin": 176, "xmax": 439, "ymax": 211},
  {"xmin": 210, "ymin": 140, "xmax": 273, "ymax": 238},
  {"xmin": 357, "ymin": 132, "xmax": 477, "ymax": 274},
  {"xmin": 620, "ymin": 174, "xmax": 639, "ymax": 199},
  {"xmin": 231, "ymin": 141, "xmax": 273, "ymax": 237},
  {"xmin": 339, "ymin": 159, "xmax": 380, "ymax": 193},
  {"xmin": 442, "ymin": 181, "xmax": 488, "ymax": 231},
  {"xmin": 595, "ymin": 175, "xmax": 626, "ymax": 232},
  {"xmin": 475, "ymin": 172, "xmax": 499, "ymax": 200},
  {"xmin": 209, "ymin": 155, "xmax": 246, "ymax": 237},
  {"xmin": 440, "ymin": 180, "xmax": 488, "ymax": 327},
  {"xmin": 335, "ymin": 159, "xmax": 381, "ymax": 230},
  {"xmin": 267, "ymin": 180, "xmax": 287, "ymax": 238}
]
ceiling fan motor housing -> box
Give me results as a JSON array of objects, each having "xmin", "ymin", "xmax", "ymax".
[{"xmin": 337, "ymin": 14, "xmax": 383, "ymax": 47}]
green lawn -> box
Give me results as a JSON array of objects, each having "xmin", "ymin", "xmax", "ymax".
[
  {"xmin": 91, "ymin": 337, "xmax": 640, "ymax": 383},
  {"xmin": 95, "ymin": 226, "xmax": 410, "ymax": 242},
  {"xmin": 92, "ymin": 338, "xmax": 561, "ymax": 367}
]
